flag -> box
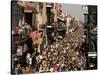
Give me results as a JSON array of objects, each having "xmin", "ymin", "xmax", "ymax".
[
  {"xmin": 42, "ymin": 29, "xmax": 48, "ymax": 48},
  {"xmin": 42, "ymin": 2, "xmax": 47, "ymax": 24}
]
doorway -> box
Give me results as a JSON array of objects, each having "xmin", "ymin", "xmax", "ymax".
[{"xmin": 25, "ymin": 13, "xmax": 32, "ymax": 26}]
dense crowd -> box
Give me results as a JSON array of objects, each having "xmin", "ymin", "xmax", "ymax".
[{"xmin": 12, "ymin": 18, "xmax": 87, "ymax": 74}]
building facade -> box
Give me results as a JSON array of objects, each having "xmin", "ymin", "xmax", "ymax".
[{"xmin": 83, "ymin": 5, "xmax": 97, "ymax": 69}]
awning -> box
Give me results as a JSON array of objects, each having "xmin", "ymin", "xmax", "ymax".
[{"xmin": 88, "ymin": 52, "xmax": 97, "ymax": 57}]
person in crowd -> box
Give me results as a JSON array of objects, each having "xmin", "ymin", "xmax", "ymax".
[{"xmin": 15, "ymin": 64, "xmax": 23, "ymax": 74}]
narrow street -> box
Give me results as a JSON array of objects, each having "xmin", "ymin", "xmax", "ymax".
[{"xmin": 11, "ymin": 1, "xmax": 97, "ymax": 74}]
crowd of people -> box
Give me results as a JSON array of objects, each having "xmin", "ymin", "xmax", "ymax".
[{"xmin": 12, "ymin": 18, "xmax": 87, "ymax": 74}]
